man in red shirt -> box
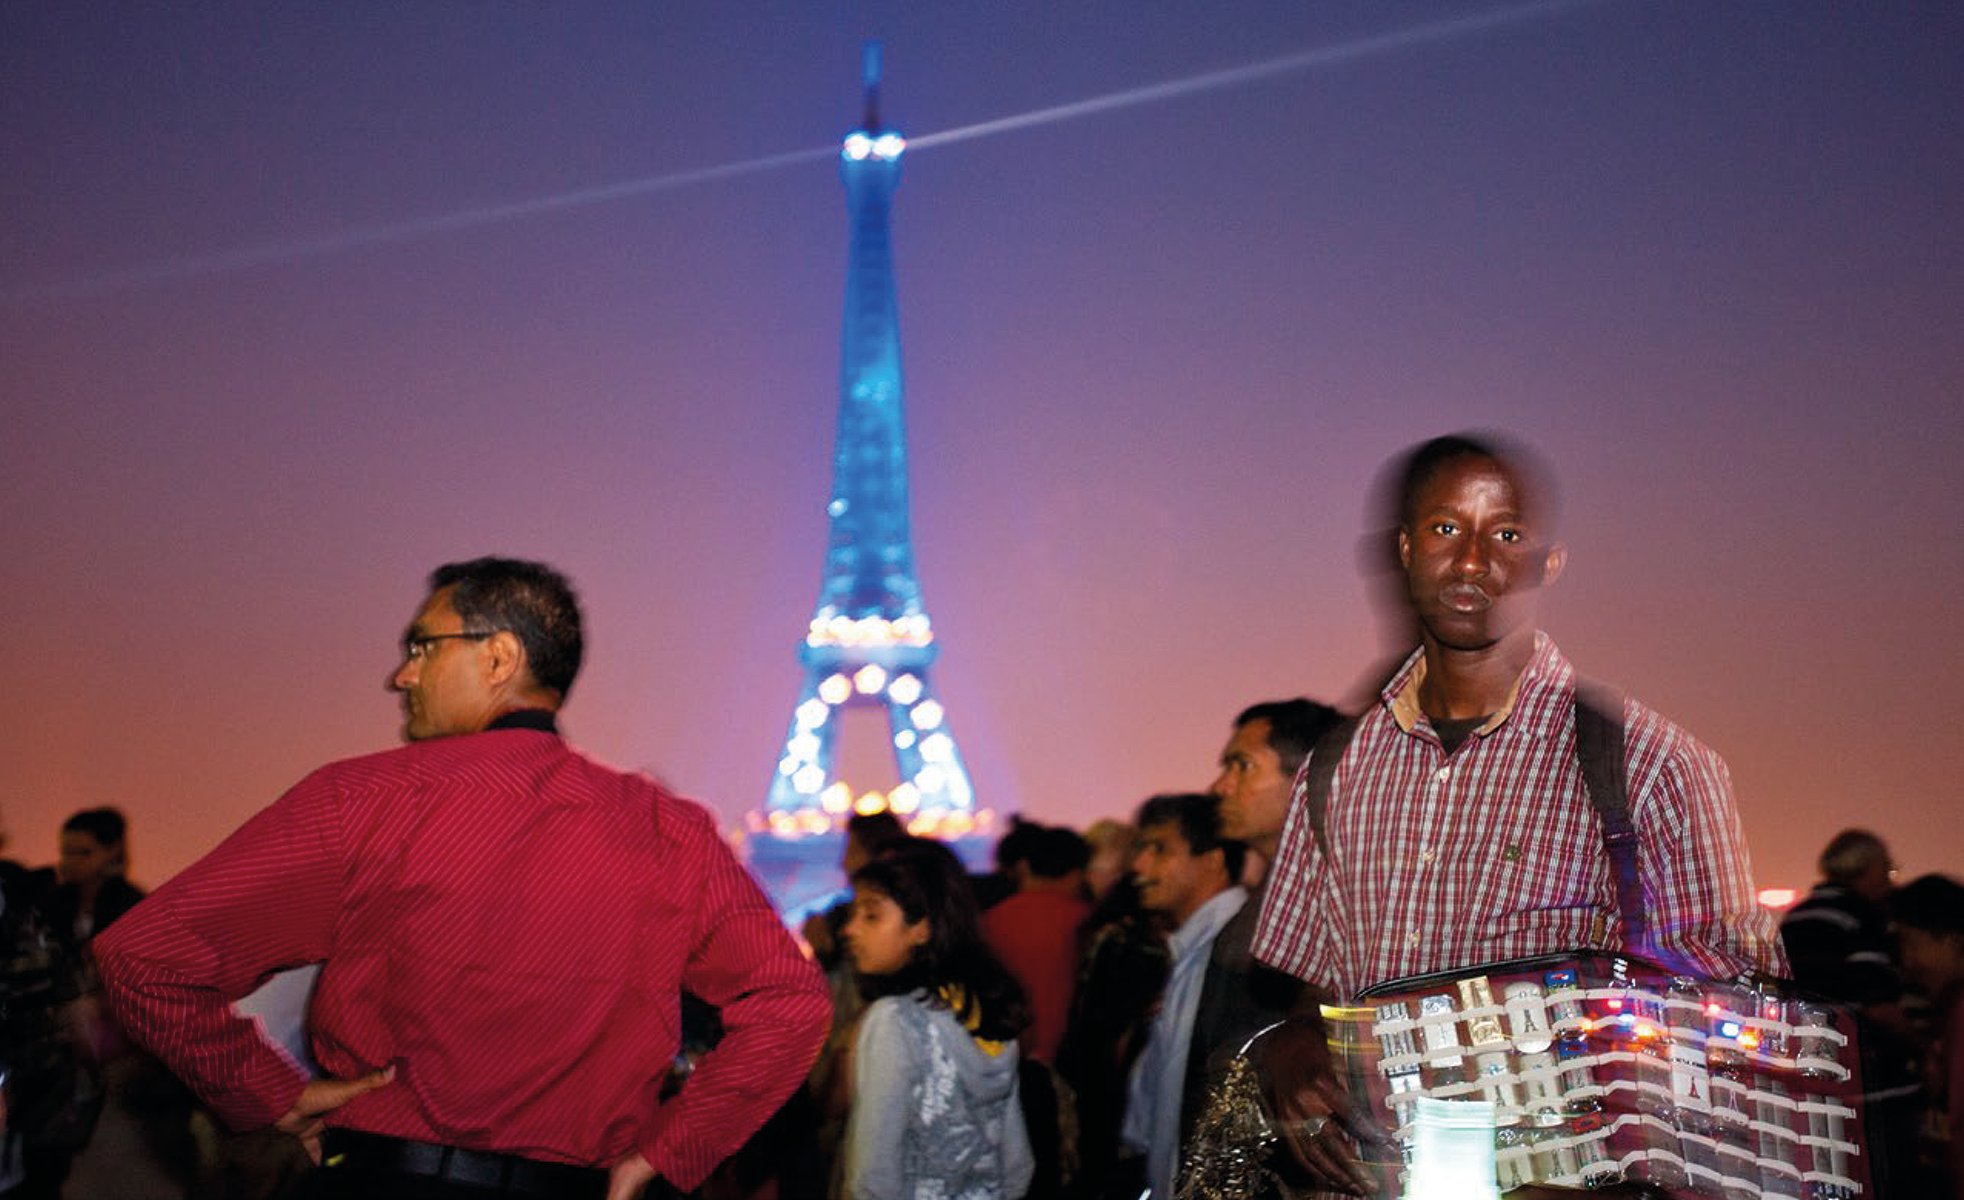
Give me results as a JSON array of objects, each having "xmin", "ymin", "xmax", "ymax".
[
  {"xmin": 96, "ymin": 558, "xmax": 829, "ymax": 1200},
  {"xmin": 979, "ymin": 823, "xmax": 1090, "ymax": 1065}
]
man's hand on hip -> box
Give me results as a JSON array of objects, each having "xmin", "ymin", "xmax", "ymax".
[
  {"xmin": 274, "ymin": 1063, "xmax": 396, "ymax": 1163},
  {"xmin": 607, "ymin": 1151, "xmax": 657, "ymax": 1200}
]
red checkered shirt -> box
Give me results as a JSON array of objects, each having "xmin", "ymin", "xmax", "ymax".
[
  {"xmin": 1251, "ymin": 634, "xmax": 1785, "ymax": 1000},
  {"xmin": 95, "ymin": 726, "xmax": 830, "ymax": 1189}
]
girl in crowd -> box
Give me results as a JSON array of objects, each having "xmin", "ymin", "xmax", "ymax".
[{"xmin": 841, "ymin": 837, "xmax": 1034, "ymax": 1200}]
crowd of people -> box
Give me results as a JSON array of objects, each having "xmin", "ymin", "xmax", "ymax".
[
  {"xmin": 2, "ymin": 433, "xmax": 1960, "ymax": 1200},
  {"xmin": 2, "ymin": 808, "xmax": 204, "ymax": 1198}
]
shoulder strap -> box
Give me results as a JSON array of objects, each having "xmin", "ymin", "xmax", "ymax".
[
  {"xmin": 1573, "ymin": 681, "xmax": 1644, "ymax": 954},
  {"xmin": 1301, "ymin": 715, "xmax": 1362, "ymax": 859}
]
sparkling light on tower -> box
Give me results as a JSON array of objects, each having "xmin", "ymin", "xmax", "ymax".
[{"xmin": 746, "ymin": 45, "xmax": 991, "ymax": 915}]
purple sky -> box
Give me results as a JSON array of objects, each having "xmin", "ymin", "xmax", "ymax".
[{"xmin": 3, "ymin": 2, "xmax": 1960, "ymax": 895}]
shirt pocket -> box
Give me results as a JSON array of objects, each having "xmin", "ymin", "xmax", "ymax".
[{"xmin": 1478, "ymin": 825, "xmax": 1614, "ymax": 946}]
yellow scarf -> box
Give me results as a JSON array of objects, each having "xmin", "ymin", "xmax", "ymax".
[{"xmin": 936, "ymin": 984, "xmax": 1006, "ymax": 1057}]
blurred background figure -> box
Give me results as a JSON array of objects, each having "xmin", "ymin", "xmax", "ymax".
[
  {"xmin": 1780, "ymin": 828, "xmax": 1926, "ymax": 1194},
  {"xmin": 981, "ymin": 824, "xmax": 1089, "ymax": 1067},
  {"xmin": 1057, "ymin": 817, "xmax": 1164, "ymax": 1200},
  {"xmin": 1889, "ymin": 874, "xmax": 1964, "ymax": 1200},
  {"xmin": 981, "ymin": 823, "xmax": 1090, "ymax": 1200},
  {"xmin": 973, "ymin": 816, "xmax": 1045, "ymax": 912},
  {"xmin": 2, "ymin": 812, "xmax": 68, "ymax": 1198},
  {"xmin": 804, "ymin": 810, "xmax": 911, "ymax": 1197},
  {"xmin": 1781, "ymin": 828, "xmax": 1898, "ymax": 994},
  {"xmin": 45, "ymin": 808, "xmax": 201, "ymax": 1200},
  {"xmin": 1186, "ymin": 698, "xmax": 1342, "ymax": 1189},
  {"xmin": 1080, "ymin": 821, "xmax": 1136, "ymax": 907},
  {"xmin": 804, "ymin": 810, "xmax": 910, "ymax": 972},
  {"xmin": 1120, "ymin": 793, "xmax": 1245, "ymax": 1200},
  {"xmin": 45, "ymin": 808, "xmax": 144, "ymax": 953}
]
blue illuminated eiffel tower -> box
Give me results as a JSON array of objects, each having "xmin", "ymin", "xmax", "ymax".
[{"xmin": 748, "ymin": 47, "xmax": 984, "ymax": 912}]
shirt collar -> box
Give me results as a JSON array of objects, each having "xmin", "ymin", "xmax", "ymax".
[
  {"xmin": 1169, "ymin": 886, "xmax": 1247, "ymax": 958},
  {"xmin": 1381, "ymin": 631, "xmax": 1573, "ymax": 742},
  {"xmin": 486, "ymin": 708, "xmax": 561, "ymax": 736}
]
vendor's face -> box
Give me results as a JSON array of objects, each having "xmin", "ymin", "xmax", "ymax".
[{"xmin": 1398, "ymin": 454, "xmax": 1565, "ymax": 654}]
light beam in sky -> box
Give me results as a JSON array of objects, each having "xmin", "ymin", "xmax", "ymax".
[
  {"xmin": 2, "ymin": 146, "xmax": 839, "ymax": 304},
  {"xmin": 4, "ymin": 0, "xmax": 1602, "ymax": 305},
  {"xmin": 906, "ymin": 0, "xmax": 1601, "ymax": 151}
]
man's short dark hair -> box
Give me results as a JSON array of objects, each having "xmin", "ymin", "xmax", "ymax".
[
  {"xmin": 430, "ymin": 558, "xmax": 585, "ymax": 701},
  {"xmin": 1134, "ymin": 792, "xmax": 1245, "ymax": 882},
  {"xmin": 63, "ymin": 806, "xmax": 127, "ymax": 848},
  {"xmin": 1234, "ymin": 699, "xmax": 1345, "ymax": 777},
  {"xmin": 995, "ymin": 816, "xmax": 1046, "ymax": 872},
  {"xmin": 1818, "ymin": 829, "xmax": 1889, "ymax": 885},
  {"xmin": 846, "ymin": 810, "xmax": 909, "ymax": 857},
  {"xmin": 1024, "ymin": 826, "xmax": 1090, "ymax": 880},
  {"xmin": 1889, "ymin": 873, "xmax": 1964, "ymax": 938},
  {"xmin": 1392, "ymin": 431, "xmax": 1563, "ymax": 535}
]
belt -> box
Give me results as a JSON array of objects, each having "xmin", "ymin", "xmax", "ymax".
[{"xmin": 323, "ymin": 1129, "xmax": 607, "ymax": 1198}]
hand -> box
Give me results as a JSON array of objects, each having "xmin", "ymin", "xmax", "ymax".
[
  {"xmin": 274, "ymin": 1063, "xmax": 396, "ymax": 1163},
  {"xmin": 1253, "ymin": 1016, "xmax": 1378, "ymax": 1196},
  {"xmin": 607, "ymin": 1151, "xmax": 657, "ymax": 1200}
]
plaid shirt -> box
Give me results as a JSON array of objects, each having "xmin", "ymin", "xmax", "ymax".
[{"xmin": 1251, "ymin": 633, "xmax": 1785, "ymax": 1000}]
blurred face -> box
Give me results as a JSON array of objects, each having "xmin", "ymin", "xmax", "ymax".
[
  {"xmin": 842, "ymin": 885, "xmax": 928, "ymax": 977},
  {"xmin": 389, "ymin": 587, "xmax": 499, "ymax": 742},
  {"xmin": 1085, "ymin": 844, "xmax": 1130, "ymax": 901},
  {"xmin": 1397, "ymin": 454, "xmax": 1565, "ymax": 655},
  {"xmin": 1213, "ymin": 719, "xmax": 1292, "ymax": 852},
  {"xmin": 1851, "ymin": 856, "xmax": 1897, "ymax": 905},
  {"xmin": 1896, "ymin": 926, "xmax": 1964, "ymax": 999},
  {"xmin": 1132, "ymin": 820, "xmax": 1227, "ymax": 928},
  {"xmin": 59, "ymin": 831, "xmax": 118, "ymax": 889}
]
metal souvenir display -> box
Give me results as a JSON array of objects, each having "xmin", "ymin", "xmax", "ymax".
[
  {"xmin": 1185, "ymin": 953, "xmax": 1868, "ymax": 1200},
  {"xmin": 1338, "ymin": 954, "xmax": 1868, "ymax": 1199}
]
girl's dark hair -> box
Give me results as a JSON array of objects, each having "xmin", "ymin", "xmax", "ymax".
[
  {"xmin": 851, "ymin": 837, "xmax": 1029, "ymax": 1043},
  {"xmin": 845, "ymin": 809, "xmax": 909, "ymax": 857}
]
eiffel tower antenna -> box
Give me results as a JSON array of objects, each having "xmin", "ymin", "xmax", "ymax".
[
  {"xmin": 749, "ymin": 45, "xmax": 987, "ymax": 910},
  {"xmin": 861, "ymin": 41, "xmax": 882, "ymax": 131}
]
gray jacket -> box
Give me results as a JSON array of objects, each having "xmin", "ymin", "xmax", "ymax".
[{"xmin": 846, "ymin": 993, "xmax": 1035, "ymax": 1200}]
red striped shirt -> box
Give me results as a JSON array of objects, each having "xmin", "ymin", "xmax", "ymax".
[
  {"xmin": 94, "ymin": 728, "xmax": 829, "ymax": 1188},
  {"xmin": 1251, "ymin": 634, "xmax": 1786, "ymax": 1000}
]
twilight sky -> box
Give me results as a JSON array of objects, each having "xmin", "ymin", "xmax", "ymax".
[{"xmin": 3, "ymin": 1, "xmax": 1960, "ymax": 897}]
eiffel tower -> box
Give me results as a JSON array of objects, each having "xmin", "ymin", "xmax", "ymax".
[{"xmin": 748, "ymin": 46, "xmax": 986, "ymax": 913}]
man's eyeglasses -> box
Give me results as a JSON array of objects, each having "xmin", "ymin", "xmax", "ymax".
[{"xmin": 401, "ymin": 632, "xmax": 494, "ymax": 661}]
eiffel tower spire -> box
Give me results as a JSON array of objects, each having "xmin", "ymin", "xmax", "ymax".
[{"xmin": 752, "ymin": 46, "xmax": 981, "ymax": 888}]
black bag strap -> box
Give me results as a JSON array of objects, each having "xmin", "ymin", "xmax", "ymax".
[
  {"xmin": 1301, "ymin": 715, "xmax": 1361, "ymax": 859},
  {"xmin": 1573, "ymin": 680, "xmax": 1644, "ymax": 954}
]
